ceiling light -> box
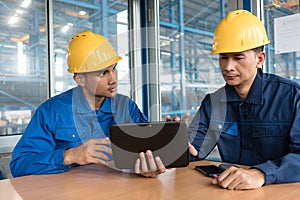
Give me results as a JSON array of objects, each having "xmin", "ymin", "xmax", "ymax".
[
  {"xmin": 65, "ymin": 10, "xmax": 88, "ymax": 19},
  {"xmin": 79, "ymin": 11, "xmax": 86, "ymax": 15},
  {"xmin": 21, "ymin": 0, "xmax": 31, "ymax": 8},
  {"xmin": 16, "ymin": 10, "xmax": 24, "ymax": 14},
  {"xmin": 8, "ymin": 16, "xmax": 18, "ymax": 24},
  {"xmin": 61, "ymin": 25, "xmax": 70, "ymax": 33}
]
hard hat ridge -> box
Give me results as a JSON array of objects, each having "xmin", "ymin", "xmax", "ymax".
[
  {"xmin": 211, "ymin": 10, "xmax": 270, "ymax": 54},
  {"xmin": 67, "ymin": 30, "xmax": 122, "ymax": 73}
]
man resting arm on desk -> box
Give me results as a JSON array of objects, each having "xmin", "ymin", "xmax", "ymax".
[
  {"xmin": 10, "ymin": 30, "xmax": 165, "ymax": 178},
  {"xmin": 188, "ymin": 10, "xmax": 300, "ymax": 190}
]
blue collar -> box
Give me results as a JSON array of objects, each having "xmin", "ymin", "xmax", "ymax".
[{"xmin": 99, "ymin": 97, "xmax": 113, "ymax": 113}]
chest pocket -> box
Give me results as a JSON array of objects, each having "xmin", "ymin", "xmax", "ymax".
[
  {"xmin": 55, "ymin": 129, "xmax": 79, "ymax": 141},
  {"xmin": 251, "ymin": 124, "xmax": 290, "ymax": 161},
  {"xmin": 252, "ymin": 125, "xmax": 290, "ymax": 138},
  {"xmin": 54, "ymin": 129, "xmax": 81, "ymax": 149}
]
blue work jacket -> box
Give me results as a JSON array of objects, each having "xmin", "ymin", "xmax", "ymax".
[
  {"xmin": 189, "ymin": 69, "xmax": 300, "ymax": 185},
  {"xmin": 10, "ymin": 86, "xmax": 147, "ymax": 177}
]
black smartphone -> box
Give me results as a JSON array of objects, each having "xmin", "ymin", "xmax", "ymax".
[{"xmin": 195, "ymin": 165, "xmax": 222, "ymax": 177}]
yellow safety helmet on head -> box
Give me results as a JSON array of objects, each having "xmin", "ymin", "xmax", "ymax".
[
  {"xmin": 67, "ymin": 30, "xmax": 122, "ymax": 73},
  {"xmin": 211, "ymin": 10, "xmax": 270, "ymax": 54}
]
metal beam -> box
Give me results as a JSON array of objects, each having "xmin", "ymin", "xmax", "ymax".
[
  {"xmin": 178, "ymin": 0, "xmax": 187, "ymax": 112},
  {"xmin": 159, "ymin": 21, "xmax": 214, "ymax": 37},
  {"xmin": 147, "ymin": 0, "xmax": 161, "ymax": 121},
  {"xmin": 128, "ymin": 0, "xmax": 144, "ymax": 114},
  {"xmin": 0, "ymin": 90, "xmax": 36, "ymax": 110},
  {"xmin": 56, "ymin": 0, "xmax": 100, "ymax": 9}
]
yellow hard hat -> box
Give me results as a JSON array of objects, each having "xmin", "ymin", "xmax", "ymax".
[
  {"xmin": 67, "ymin": 30, "xmax": 122, "ymax": 73},
  {"xmin": 211, "ymin": 10, "xmax": 270, "ymax": 54}
]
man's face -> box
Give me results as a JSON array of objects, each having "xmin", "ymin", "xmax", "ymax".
[
  {"xmin": 219, "ymin": 49, "xmax": 265, "ymax": 88},
  {"xmin": 79, "ymin": 64, "xmax": 118, "ymax": 98}
]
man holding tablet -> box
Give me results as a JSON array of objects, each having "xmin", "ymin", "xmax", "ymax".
[{"xmin": 10, "ymin": 30, "xmax": 167, "ymax": 178}]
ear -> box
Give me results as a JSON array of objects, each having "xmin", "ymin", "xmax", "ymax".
[
  {"xmin": 73, "ymin": 74, "xmax": 86, "ymax": 87},
  {"xmin": 256, "ymin": 51, "xmax": 266, "ymax": 69}
]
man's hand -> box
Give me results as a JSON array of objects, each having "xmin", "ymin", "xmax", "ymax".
[
  {"xmin": 135, "ymin": 150, "xmax": 166, "ymax": 178},
  {"xmin": 212, "ymin": 166, "xmax": 265, "ymax": 190},
  {"xmin": 64, "ymin": 138, "xmax": 112, "ymax": 165},
  {"xmin": 188, "ymin": 142, "xmax": 198, "ymax": 156},
  {"xmin": 165, "ymin": 113, "xmax": 190, "ymax": 123}
]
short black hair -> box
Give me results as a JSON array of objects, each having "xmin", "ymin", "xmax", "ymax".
[{"xmin": 252, "ymin": 46, "xmax": 264, "ymax": 53}]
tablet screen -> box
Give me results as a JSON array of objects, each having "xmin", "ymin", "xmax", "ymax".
[{"xmin": 110, "ymin": 121, "xmax": 189, "ymax": 170}]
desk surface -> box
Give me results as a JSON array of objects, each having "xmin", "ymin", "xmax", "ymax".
[{"xmin": 1, "ymin": 160, "xmax": 299, "ymax": 200}]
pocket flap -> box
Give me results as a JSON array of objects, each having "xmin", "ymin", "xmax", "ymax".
[
  {"xmin": 209, "ymin": 121, "xmax": 238, "ymax": 136},
  {"xmin": 54, "ymin": 129, "xmax": 79, "ymax": 141}
]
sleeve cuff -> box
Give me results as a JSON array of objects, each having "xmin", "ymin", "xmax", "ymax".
[{"xmin": 251, "ymin": 161, "xmax": 278, "ymax": 185}]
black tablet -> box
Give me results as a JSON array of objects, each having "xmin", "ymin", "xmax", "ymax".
[{"xmin": 110, "ymin": 121, "xmax": 189, "ymax": 170}]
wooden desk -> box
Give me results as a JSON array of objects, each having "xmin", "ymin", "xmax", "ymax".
[{"xmin": 0, "ymin": 160, "xmax": 299, "ymax": 200}]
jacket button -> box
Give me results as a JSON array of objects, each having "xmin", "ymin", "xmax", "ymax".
[{"xmin": 217, "ymin": 124, "xmax": 223, "ymax": 129}]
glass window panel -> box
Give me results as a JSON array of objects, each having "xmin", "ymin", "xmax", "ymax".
[
  {"xmin": 0, "ymin": 0, "xmax": 47, "ymax": 137},
  {"xmin": 52, "ymin": 0, "xmax": 130, "ymax": 96},
  {"xmin": 264, "ymin": 0, "xmax": 300, "ymax": 83},
  {"xmin": 159, "ymin": 0, "xmax": 228, "ymax": 119},
  {"xmin": 0, "ymin": 0, "xmax": 130, "ymax": 141}
]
